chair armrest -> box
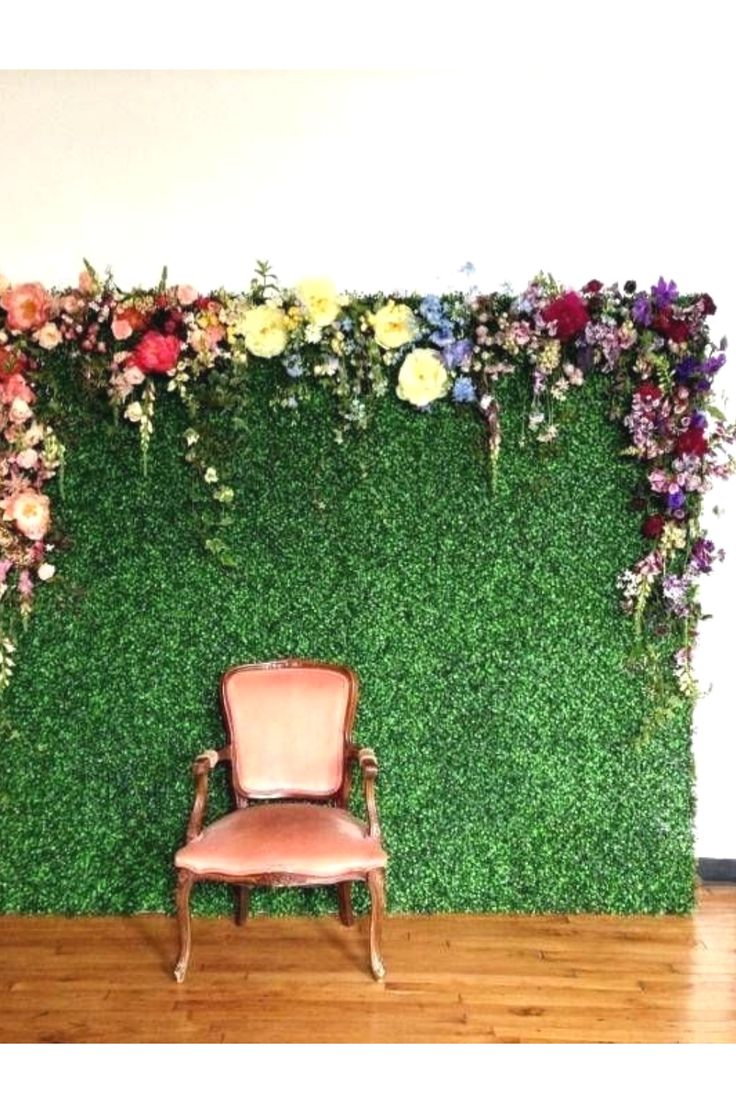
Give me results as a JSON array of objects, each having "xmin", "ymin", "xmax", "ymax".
[
  {"xmin": 355, "ymin": 746, "xmax": 381, "ymax": 840},
  {"xmin": 186, "ymin": 746, "xmax": 231, "ymax": 842}
]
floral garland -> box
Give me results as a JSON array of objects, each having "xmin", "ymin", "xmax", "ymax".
[{"xmin": 0, "ymin": 264, "xmax": 733, "ymax": 708}]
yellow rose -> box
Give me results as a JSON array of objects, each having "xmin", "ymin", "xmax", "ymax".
[
  {"xmin": 371, "ymin": 302, "xmax": 419, "ymax": 349},
  {"xmin": 295, "ymin": 277, "xmax": 340, "ymax": 328},
  {"xmin": 396, "ymin": 348, "xmax": 450, "ymax": 407},
  {"xmin": 239, "ymin": 304, "xmax": 288, "ymax": 358}
]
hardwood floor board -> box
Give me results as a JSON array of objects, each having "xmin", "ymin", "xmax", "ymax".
[{"xmin": 1, "ymin": 886, "xmax": 734, "ymax": 1043}]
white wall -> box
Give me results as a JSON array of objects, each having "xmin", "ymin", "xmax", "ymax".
[{"xmin": 1, "ymin": 66, "xmax": 733, "ymax": 856}]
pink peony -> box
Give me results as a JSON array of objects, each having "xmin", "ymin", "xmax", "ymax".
[
  {"xmin": 176, "ymin": 284, "xmax": 198, "ymax": 306},
  {"xmin": 3, "ymin": 489, "xmax": 51, "ymax": 541},
  {"xmin": 541, "ymin": 291, "xmax": 590, "ymax": 341},
  {"xmin": 0, "ymin": 372, "xmax": 35, "ymax": 406},
  {"xmin": 1, "ymin": 283, "xmax": 51, "ymax": 332},
  {"xmin": 128, "ymin": 331, "xmax": 181, "ymax": 374}
]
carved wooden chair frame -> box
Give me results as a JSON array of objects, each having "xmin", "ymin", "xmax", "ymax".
[{"xmin": 174, "ymin": 658, "xmax": 386, "ymax": 981}]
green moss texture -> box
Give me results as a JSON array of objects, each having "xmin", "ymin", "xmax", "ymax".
[{"xmin": 0, "ymin": 365, "xmax": 695, "ymax": 916}]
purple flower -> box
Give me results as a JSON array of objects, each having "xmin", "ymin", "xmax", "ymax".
[
  {"xmin": 689, "ymin": 537, "xmax": 721, "ymax": 574},
  {"xmin": 703, "ymin": 353, "xmax": 726, "ymax": 376},
  {"xmin": 443, "ymin": 339, "xmax": 473, "ymax": 370},
  {"xmin": 690, "ymin": 410, "xmax": 708, "ymax": 431},
  {"xmin": 652, "ymin": 277, "xmax": 679, "ymax": 309},
  {"xmin": 452, "ymin": 377, "xmax": 476, "ymax": 404},
  {"xmin": 674, "ymin": 357, "xmax": 698, "ymax": 382},
  {"xmin": 667, "ymin": 489, "xmax": 686, "ymax": 512},
  {"xmin": 663, "ymin": 574, "xmax": 689, "ymax": 618},
  {"xmin": 632, "ymin": 294, "xmax": 652, "ymax": 326}
]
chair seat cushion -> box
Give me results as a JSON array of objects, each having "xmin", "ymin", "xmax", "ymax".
[{"xmin": 175, "ymin": 802, "xmax": 387, "ymax": 880}]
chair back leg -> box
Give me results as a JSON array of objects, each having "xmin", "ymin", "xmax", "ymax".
[
  {"xmin": 367, "ymin": 869, "xmax": 386, "ymax": 980},
  {"xmin": 174, "ymin": 871, "xmax": 194, "ymax": 983},
  {"xmin": 236, "ymin": 885, "xmax": 250, "ymax": 926},
  {"xmin": 338, "ymin": 882, "xmax": 354, "ymax": 927}
]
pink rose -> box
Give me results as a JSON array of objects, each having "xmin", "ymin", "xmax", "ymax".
[
  {"xmin": 176, "ymin": 284, "xmax": 198, "ymax": 306},
  {"xmin": 9, "ymin": 397, "xmax": 32, "ymax": 424},
  {"xmin": 129, "ymin": 331, "xmax": 181, "ymax": 374},
  {"xmin": 35, "ymin": 322, "xmax": 62, "ymax": 350},
  {"xmin": 78, "ymin": 270, "xmax": 96, "ymax": 294},
  {"xmin": 0, "ymin": 283, "xmax": 51, "ymax": 332},
  {"xmin": 112, "ymin": 305, "xmax": 148, "ymax": 342},
  {"xmin": 0, "ymin": 372, "xmax": 35, "ymax": 406},
  {"xmin": 60, "ymin": 293, "xmax": 85, "ymax": 316},
  {"xmin": 3, "ymin": 489, "xmax": 51, "ymax": 541},
  {"xmin": 16, "ymin": 448, "xmax": 39, "ymax": 470}
]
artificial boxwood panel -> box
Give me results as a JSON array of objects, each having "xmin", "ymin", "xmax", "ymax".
[{"xmin": 0, "ymin": 364, "xmax": 695, "ymax": 916}]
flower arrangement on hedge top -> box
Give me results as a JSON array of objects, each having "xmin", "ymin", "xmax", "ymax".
[{"xmin": 0, "ymin": 262, "xmax": 733, "ymax": 705}]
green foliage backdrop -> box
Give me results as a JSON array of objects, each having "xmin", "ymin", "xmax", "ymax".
[{"xmin": 0, "ymin": 363, "xmax": 695, "ymax": 915}]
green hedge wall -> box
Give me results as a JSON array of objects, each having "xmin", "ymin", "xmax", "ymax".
[{"xmin": 0, "ymin": 362, "xmax": 695, "ymax": 916}]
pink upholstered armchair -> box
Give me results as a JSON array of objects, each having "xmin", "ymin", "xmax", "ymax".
[{"xmin": 173, "ymin": 659, "xmax": 388, "ymax": 981}]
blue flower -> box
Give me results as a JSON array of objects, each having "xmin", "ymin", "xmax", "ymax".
[
  {"xmin": 285, "ymin": 356, "xmax": 304, "ymax": 378},
  {"xmin": 667, "ymin": 489, "xmax": 686, "ymax": 512},
  {"xmin": 419, "ymin": 295, "xmax": 445, "ymax": 326},
  {"xmin": 430, "ymin": 323, "xmax": 455, "ymax": 348},
  {"xmin": 452, "ymin": 377, "xmax": 476, "ymax": 404}
]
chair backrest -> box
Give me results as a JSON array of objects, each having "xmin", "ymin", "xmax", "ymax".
[{"xmin": 220, "ymin": 660, "xmax": 359, "ymax": 801}]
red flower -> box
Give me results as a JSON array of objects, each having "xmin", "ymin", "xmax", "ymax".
[
  {"xmin": 674, "ymin": 427, "xmax": 709, "ymax": 457},
  {"xmin": 129, "ymin": 331, "xmax": 181, "ymax": 374},
  {"xmin": 700, "ymin": 294, "xmax": 717, "ymax": 316},
  {"xmin": 583, "ymin": 279, "xmax": 603, "ymax": 294},
  {"xmin": 635, "ymin": 382, "xmax": 662, "ymax": 402},
  {"xmin": 653, "ymin": 310, "xmax": 690, "ymax": 344},
  {"xmin": 641, "ymin": 514, "xmax": 665, "ymax": 540},
  {"xmin": 541, "ymin": 291, "xmax": 590, "ymax": 341}
]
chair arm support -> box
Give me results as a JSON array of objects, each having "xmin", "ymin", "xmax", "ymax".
[
  {"xmin": 355, "ymin": 746, "xmax": 381, "ymax": 840},
  {"xmin": 186, "ymin": 746, "xmax": 231, "ymax": 842}
]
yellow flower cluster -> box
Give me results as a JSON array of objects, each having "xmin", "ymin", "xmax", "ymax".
[
  {"xmin": 370, "ymin": 302, "xmax": 419, "ymax": 350},
  {"xmin": 296, "ymin": 277, "xmax": 341, "ymax": 328},
  {"xmin": 396, "ymin": 348, "xmax": 449, "ymax": 407},
  {"xmin": 235, "ymin": 304, "xmax": 289, "ymax": 358}
]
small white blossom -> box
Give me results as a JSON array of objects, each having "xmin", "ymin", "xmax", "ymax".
[{"xmin": 204, "ymin": 467, "xmax": 218, "ymax": 484}]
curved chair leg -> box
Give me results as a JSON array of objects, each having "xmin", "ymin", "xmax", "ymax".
[
  {"xmin": 338, "ymin": 882, "xmax": 354, "ymax": 927},
  {"xmin": 174, "ymin": 870, "xmax": 193, "ymax": 983},
  {"xmin": 235, "ymin": 885, "xmax": 250, "ymax": 926},
  {"xmin": 367, "ymin": 869, "xmax": 386, "ymax": 981}
]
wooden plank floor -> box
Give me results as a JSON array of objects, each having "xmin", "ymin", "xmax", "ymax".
[{"xmin": 1, "ymin": 885, "xmax": 734, "ymax": 1043}]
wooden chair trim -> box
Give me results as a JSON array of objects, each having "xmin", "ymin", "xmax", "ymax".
[
  {"xmin": 351, "ymin": 745, "xmax": 382, "ymax": 840},
  {"xmin": 186, "ymin": 745, "xmax": 231, "ymax": 842}
]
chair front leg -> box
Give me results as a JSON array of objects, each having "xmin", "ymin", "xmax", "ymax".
[
  {"xmin": 367, "ymin": 869, "xmax": 386, "ymax": 980},
  {"xmin": 174, "ymin": 870, "xmax": 194, "ymax": 983},
  {"xmin": 338, "ymin": 881, "xmax": 354, "ymax": 927}
]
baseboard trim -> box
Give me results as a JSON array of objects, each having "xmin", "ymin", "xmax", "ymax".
[{"xmin": 698, "ymin": 858, "xmax": 736, "ymax": 883}]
